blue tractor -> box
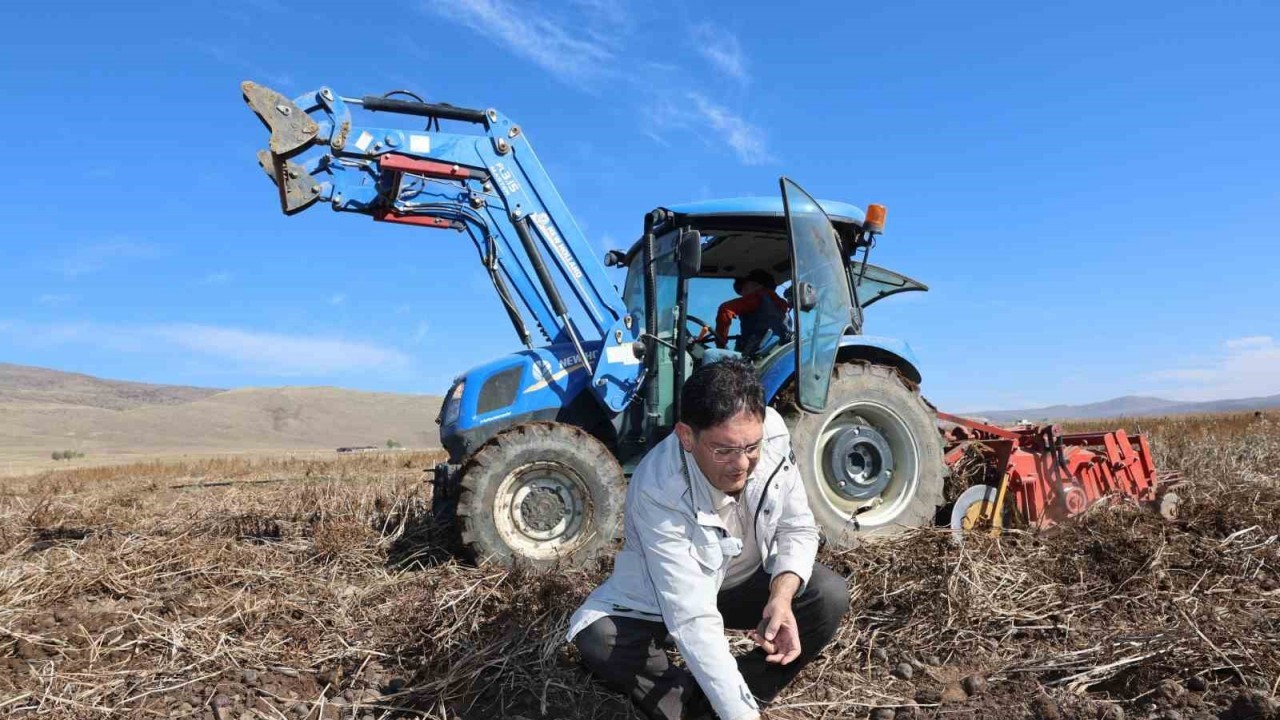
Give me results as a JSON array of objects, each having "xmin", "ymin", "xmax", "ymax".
[{"xmin": 243, "ymin": 81, "xmax": 945, "ymax": 568}]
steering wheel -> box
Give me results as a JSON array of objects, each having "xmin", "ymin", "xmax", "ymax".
[{"xmin": 685, "ymin": 314, "xmax": 716, "ymax": 346}]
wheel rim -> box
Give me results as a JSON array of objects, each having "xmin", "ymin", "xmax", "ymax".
[
  {"xmin": 493, "ymin": 461, "xmax": 591, "ymax": 560},
  {"xmin": 812, "ymin": 400, "xmax": 920, "ymax": 530},
  {"xmin": 823, "ymin": 423, "xmax": 894, "ymax": 500}
]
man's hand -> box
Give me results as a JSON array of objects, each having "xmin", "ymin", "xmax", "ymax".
[{"xmin": 747, "ymin": 573, "xmax": 802, "ymax": 665}]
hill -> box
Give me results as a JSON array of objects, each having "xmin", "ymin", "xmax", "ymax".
[
  {"xmin": 0, "ymin": 363, "xmax": 442, "ymax": 473},
  {"xmin": 0, "ymin": 362, "xmax": 222, "ymax": 410},
  {"xmin": 973, "ymin": 392, "xmax": 1280, "ymax": 422}
]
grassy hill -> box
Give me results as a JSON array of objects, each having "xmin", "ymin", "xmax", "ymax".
[{"xmin": 0, "ymin": 363, "xmax": 442, "ymax": 473}]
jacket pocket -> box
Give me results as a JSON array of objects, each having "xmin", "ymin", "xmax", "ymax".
[
  {"xmin": 757, "ymin": 498, "xmax": 780, "ymax": 539},
  {"xmin": 689, "ymin": 539, "xmax": 724, "ymax": 572}
]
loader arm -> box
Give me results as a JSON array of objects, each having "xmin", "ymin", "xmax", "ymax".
[{"xmin": 242, "ymin": 82, "xmax": 641, "ymax": 412}]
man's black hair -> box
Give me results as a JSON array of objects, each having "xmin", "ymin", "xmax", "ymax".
[
  {"xmin": 732, "ymin": 269, "xmax": 777, "ymax": 294},
  {"xmin": 680, "ymin": 358, "xmax": 766, "ymax": 431}
]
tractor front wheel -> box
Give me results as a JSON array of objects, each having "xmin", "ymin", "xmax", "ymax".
[
  {"xmin": 786, "ymin": 362, "xmax": 945, "ymax": 546},
  {"xmin": 455, "ymin": 422, "xmax": 625, "ymax": 569}
]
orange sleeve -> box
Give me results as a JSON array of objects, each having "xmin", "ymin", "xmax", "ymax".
[{"xmin": 715, "ymin": 293, "xmax": 762, "ymax": 348}]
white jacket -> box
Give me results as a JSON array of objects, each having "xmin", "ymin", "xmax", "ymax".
[{"xmin": 567, "ymin": 408, "xmax": 820, "ymax": 720}]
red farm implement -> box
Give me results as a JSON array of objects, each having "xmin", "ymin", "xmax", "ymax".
[{"xmin": 938, "ymin": 412, "xmax": 1177, "ymax": 535}]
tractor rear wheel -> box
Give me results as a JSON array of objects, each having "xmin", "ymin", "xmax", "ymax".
[
  {"xmin": 786, "ymin": 362, "xmax": 945, "ymax": 546},
  {"xmin": 455, "ymin": 422, "xmax": 625, "ymax": 570}
]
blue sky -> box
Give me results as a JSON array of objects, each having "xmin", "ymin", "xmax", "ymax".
[{"xmin": 0, "ymin": 0, "xmax": 1277, "ymax": 410}]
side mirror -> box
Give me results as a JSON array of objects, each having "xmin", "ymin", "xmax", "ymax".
[{"xmin": 677, "ymin": 229, "xmax": 702, "ymax": 277}]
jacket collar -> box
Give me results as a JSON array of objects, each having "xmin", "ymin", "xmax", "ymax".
[{"xmin": 681, "ymin": 449, "xmax": 729, "ymax": 531}]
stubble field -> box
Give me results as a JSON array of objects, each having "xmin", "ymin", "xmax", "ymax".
[{"xmin": 1, "ymin": 412, "xmax": 1278, "ymax": 719}]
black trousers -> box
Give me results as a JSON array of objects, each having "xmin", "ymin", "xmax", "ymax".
[{"xmin": 573, "ymin": 563, "xmax": 849, "ymax": 720}]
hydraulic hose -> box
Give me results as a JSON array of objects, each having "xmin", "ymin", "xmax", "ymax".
[{"xmin": 358, "ymin": 96, "xmax": 489, "ymax": 125}]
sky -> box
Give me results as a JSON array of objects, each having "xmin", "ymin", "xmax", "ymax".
[{"xmin": 0, "ymin": 0, "xmax": 1277, "ymax": 411}]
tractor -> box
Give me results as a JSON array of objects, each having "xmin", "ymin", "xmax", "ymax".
[{"xmin": 242, "ymin": 80, "xmax": 950, "ymax": 567}]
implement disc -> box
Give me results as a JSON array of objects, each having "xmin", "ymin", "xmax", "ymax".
[{"xmin": 950, "ymin": 484, "xmax": 1003, "ymax": 540}]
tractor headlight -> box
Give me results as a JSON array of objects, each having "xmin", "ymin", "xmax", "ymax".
[{"xmin": 441, "ymin": 380, "xmax": 465, "ymax": 427}]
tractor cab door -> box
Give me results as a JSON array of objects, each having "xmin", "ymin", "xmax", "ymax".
[{"xmin": 781, "ymin": 178, "xmax": 856, "ymax": 413}]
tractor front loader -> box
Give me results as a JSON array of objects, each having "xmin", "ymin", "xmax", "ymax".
[{"xmin": 242, "ymin": 80, "xmax": 1162, "ymax": 568}]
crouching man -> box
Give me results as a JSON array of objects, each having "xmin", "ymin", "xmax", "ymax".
[{"xmin": 567, "ymin": 359, "xmax": 850, "ymax": 720}]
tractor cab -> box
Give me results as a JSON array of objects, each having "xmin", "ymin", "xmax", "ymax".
[{"xmin": 612, "ymin": 179, "xmax": 928, "ymax": 465}]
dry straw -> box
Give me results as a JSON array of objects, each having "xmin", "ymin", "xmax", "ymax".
[{"xmin": 1, "ymin": 414, "xmax": 1278, "ymax": 719}]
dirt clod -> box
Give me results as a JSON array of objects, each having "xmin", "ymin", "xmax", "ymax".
[
  {"xmin": 961, "ymin": 674, "xmax": 987, "ymax": 696},
  {"xmin": 1224, "ymin": 691, "xmax": 1279, "ymax": 720},
  {"xmin": 870, "ymin": 708, "xmax": 896, "ymax": 720},
  {"xmin": 892, "ymin": 662, "xmax": 915, "ymax": 680},
  {"xmin": 940, "ymin": 684, "xmax": 968, "ymax": 704},
  {"xmin": 1031, "ymin": 693, "xmax": 1061, "ymax": 720},
  {"xmin": 915, "ymin": 688, "xmax": 942, "ymax": 705},
  {"xmin": 1093, "ymin": 701, "xmax": 1125, "ymax": 720},
  {"xmin": 1186, "ymin": 676, "xmax": 1208, "ymax": 692}
]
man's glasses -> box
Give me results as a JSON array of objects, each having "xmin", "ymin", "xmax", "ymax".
[{"xmin": 701, "ymin": 438, "xmax": 763, "ymax": 464}]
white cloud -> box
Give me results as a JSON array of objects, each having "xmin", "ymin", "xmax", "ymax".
[
  {"xmin": 421, "ymin": 0, "xmax": 615, "ymax": 87},
  {"xmin": 412, "ymin": 321, "xmax": 430, "ymax": 344},
  {"xmin": 0, "ymin": 321, "xmax": 410, "ymax": 377},
  {"xmin": 691, "ymin": 23, "xmax": 748, "ymax": 83},
  {"xmin": 329, "ymin": 293, "xmax": 347, "ymax": 306},
  {"xmin": 421, "ymin": 2, "xmax": 773, "ymax": 165},
  {"xmin": 57, "ymin": 240, "xmax": 161, "ymax": 278},
  {"xmin": 36, "ymin": 294, "xmax": 77, "ymax": 307},
  {"xmin": 686, "ymin": 93, "xmax": 771, "ymax": 165},
  {"xmin": 1147, "ymin": 335, "xmax": 1280, "ymax": 401},
  {"xmin": 152, "ymin": 324, "xmax": 408, "ymax": 376},
  {"xmin": 200, "ymin": 272, "xmax": 232, "ymax": 286},
  {"xmin": 1225, "ymin": 335, "xmax": 1272, "ymax": 350},
  {"xmin": 641, "ymin": 93, "xmax": 772, "ymax": 165}
]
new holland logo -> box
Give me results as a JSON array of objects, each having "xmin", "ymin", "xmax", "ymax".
[{"xmin": 531, "ymin": 213, "xmax": 584, "ymax": 281}]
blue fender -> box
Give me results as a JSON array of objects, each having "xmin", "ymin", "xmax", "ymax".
[{"xmin": 760, "ymin": 335, "xmax": 923, "ymax": 403}]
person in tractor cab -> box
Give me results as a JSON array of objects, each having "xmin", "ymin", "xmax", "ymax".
[
  {"xmin": 714, "ymin": 270, "xmax": 790, "ymax": 358},
  {"xmin": 567, "ymin": 359, "xmax": 850, "ymax": 720}
]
